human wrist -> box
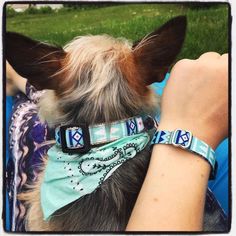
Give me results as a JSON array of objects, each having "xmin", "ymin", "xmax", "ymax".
[
  {"xmin": 150, "ymin": 143, "xmax": 210, "ymax": 223},
  {"xmin": 157, "ymin": 120, "xmax": 219, "ymax": 150},
  {"xmin": 152, "ymin": 122, "xmax": 218, "ymax": 179},
  {"xmin": 151, "ymin": 141, "xmax": 211, "ymax": 180}
]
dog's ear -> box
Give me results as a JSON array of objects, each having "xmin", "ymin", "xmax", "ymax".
[
  {"xmin": 133, "ymin": 16, "xmax": 187, "ymax": 85},
  {"xmin": 6, "ymin": 32, "xmax": 66, "ymax": 90}
]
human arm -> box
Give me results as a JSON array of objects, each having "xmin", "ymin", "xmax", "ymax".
[
  {"xmin": 6, "ymin": 60, "xmax": 27, "ymax": 95},
  {"xmin": 6, "ymin": 60, "xmax": 44, "ymax": 103},
  {"xmin": 126, "ymin": 52, "xmax": 228, "ymax": 231}
]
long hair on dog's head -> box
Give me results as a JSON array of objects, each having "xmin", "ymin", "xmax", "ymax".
[
  {"xmin": 41, "ymin": 35, "xmax": 158, "ymax": 126},
  {"xmin": 6, "ymin": 16, "xmax": 187, "ymax": 128}
]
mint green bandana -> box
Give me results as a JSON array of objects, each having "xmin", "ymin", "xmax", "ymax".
[{"xmin": 41, "ymin": 132, "xmax": 150, "ymax": 220}]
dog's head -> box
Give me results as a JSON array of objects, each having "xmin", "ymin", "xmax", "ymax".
[{"xmin": 6, "ymin": 16, "xmax": 187, "ymax": 127}]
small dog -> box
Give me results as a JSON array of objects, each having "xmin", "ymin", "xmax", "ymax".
[{"xmin": 6, "ymin": 16, "xmax": 188, "ymax": 231}]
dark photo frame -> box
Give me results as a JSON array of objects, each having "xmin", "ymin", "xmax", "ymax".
[{"xmin": 2, "ymin": 1, "xmax": 231, "ymax": 233}]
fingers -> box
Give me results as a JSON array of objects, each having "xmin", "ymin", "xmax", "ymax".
[
  {"xmin": 198, "ymin": 52, "xmax": 221, "ymax": 61},
  {"xmin": 221, "ymin": 53, "xmax": 228, "ymax": 59},
  {"xmin": 220, "ymin": 53, "xmax": 228, "ymax": 66},
  {"xmin": 198, "ymin": 52, "xmax": 228, "ymax": 65},
  {"xmin": 197, "ymin": 53, "xmax": 228, "ymax": 78}
]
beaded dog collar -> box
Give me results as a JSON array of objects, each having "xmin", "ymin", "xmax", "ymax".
[{"xmin": 55, "ymin": 115, "xmax": 157, "ymax": 154}]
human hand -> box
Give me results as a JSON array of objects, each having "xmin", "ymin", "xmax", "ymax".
[
  {"xmin": 159, "ymin": 52, "xmax": 228, "ymax": 149},
  {"xmin": 6, "ymin": 60, "xmax": 19, "ymax": 96},
  {"xmin": 6, "ymin": 60, "xmax": 17, "ymax": 80},
  {"xmin": 127, "ymin": 52, "xmax": 228, "ymax": 231},
  {"xmin": 6, "ymin": 60, "xmax": 27, "ymax": 96}
]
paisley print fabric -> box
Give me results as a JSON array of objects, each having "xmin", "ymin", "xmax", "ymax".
[{"xmin": 6, "ymin": 83, "xmax": 54, "ymax": 231}]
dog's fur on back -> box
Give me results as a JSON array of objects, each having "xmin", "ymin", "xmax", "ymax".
[{"xmin": 6, "ymin": 16, "xmax": 187, "ymax": 231}]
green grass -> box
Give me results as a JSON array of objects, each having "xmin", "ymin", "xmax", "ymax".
[{"xmin": 6, "ymin": 3, "xmax": 229, "ymax": 59}]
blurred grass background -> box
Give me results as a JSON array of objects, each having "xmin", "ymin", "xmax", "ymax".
[{"xmin": 6, "ymin": 3, "xmax": 229, "ymax": 60}]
